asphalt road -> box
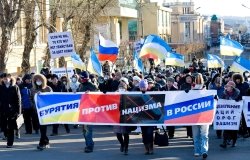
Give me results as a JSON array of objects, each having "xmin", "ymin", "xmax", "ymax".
[{"xmin": 0, "ymin": 125, "xmax": 250, "ymax": 160}]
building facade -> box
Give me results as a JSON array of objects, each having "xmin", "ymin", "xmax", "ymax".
[
  {"xmin": 163, "ymin": 0, "xmax": 206, "ymax": 61},
  {"xmin": 137, "ymin": 2, "xmax": 172, "ymax": 42},
  {"xmin": 4, "ymin": 0, "xmax": 49, "ymax": 74}
]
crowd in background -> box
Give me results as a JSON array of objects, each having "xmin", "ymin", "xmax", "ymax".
[{"xmin": 1, "ymin": 57, "xmax": 250, "ymax": 159}]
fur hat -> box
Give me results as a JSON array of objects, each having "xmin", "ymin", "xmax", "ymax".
[{"xmin": 225, "ymin": 81, "xmax": 236, "ymax": 88}]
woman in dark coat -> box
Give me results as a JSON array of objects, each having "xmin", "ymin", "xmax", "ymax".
[
  {"xmin": 113, "ymin": 81, "xmax": 131, "ymax": 155},
  {"xmin": 31, "ymin": 74, "xmax": 53, "ymax": 150},
  {"xmin": 139, "ymin": 79, "xmax": 156, "ymax": 155},
  {"xmin": 220, "ymin": 81, "xmax": 240, "ymax": 148},
  {"xmin": 180, "ymin": 75, "xmax": 194, "ymax": 138},
  {"xmin": 0, "ymin": 73, "xmax": 21, "ymax": 148}
]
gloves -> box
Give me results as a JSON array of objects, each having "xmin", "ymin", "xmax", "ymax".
[
  {"xmin": 103, "ymin": 90, "xmax": 107, "ymax": 94},
  {"xmin": 214, "ymin": 95, "xmax": 218, "ymax": 100},
  {"xmin": 142, "ymin": 91, "xmax": 146, "ymax": 94},
  {"xmin": 235, "ymin": 99, "xmax": 240, "ymax": 102},
  {"xmin": 184, "ymin": 89, "xmax": 189, "ymax": 93}
]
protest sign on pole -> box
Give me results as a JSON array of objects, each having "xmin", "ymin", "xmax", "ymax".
[
  {"xmin": 51, "ymin": 67, "xmax": 74, "ymax": 78},
  {"xmin": 213, "ymin": 99, "xmax": 243, "ymax": 130},
  {"xmin": 34, "ymin": 90, "xmax": 217, "ymax": 126},
  {"xmin": 243, "ymin": 96, "xmax": 250, "ymax": 127},
  {"xmin": 48, "ymin": 32, "xmax": 75, "ymax": 58}
]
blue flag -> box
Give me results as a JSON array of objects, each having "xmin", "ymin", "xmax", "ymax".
[
  {"xmin": 207, "ymin": 54, "xmax": 224, "ymax": 69},
  {"xmin": 87, "ymin": 48, "xmax": 103, "ymax": 76},
  {"xmin": 220, "ymin": 36, "xmax": 243, "ymax": 56},
  {"xmin": 230, "ymin": 56, "xmax": 250, "ymax": 74},
  {"xmin": 133, "ymin": 50, "xmax": 144, "ymax": 73}
]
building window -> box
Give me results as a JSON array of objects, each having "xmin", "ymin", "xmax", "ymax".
[
  {"xmin": 16, "ymin": 18, "xmax": 23, "ymax": 45},
  {"xmin": 118, "ymin": 20, "xmax": 122, "ymax": 40},
  {"xmin": 163, "ymin": 11, "xmax": 166, "ymax": 27},
  {"xmin": 183, "ymin": 7, "xmax": 191, "ymax": 14},
  {"xmin": 185, "ymin": 22, "xmax": 190, "ymax": 39},
  {"xmin": 158, "ymin": 10, "xmax": 162, "ymax": 27},
  {"xmin": 128, "ymin": 20, "xmax": 137, "ymax": 41}
]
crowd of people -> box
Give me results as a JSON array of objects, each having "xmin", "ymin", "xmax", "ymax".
[{"xmin": 0, "ymin": 57, "xmax": 250, "ymax": 159}]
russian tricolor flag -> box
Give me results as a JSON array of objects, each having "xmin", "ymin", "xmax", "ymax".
[{"xmin": 98, "ymin": 34, "xmax": 119, "ymax": 62}]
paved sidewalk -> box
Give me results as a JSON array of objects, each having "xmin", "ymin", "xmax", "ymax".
[{"xmin": 0, "ymin": 126, "xmax": 250, "ymax": 160}]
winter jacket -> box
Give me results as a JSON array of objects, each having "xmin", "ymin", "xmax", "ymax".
[
  {"xmin": 19, "ymin": 83, "xmax": 33, "ymax": 109},
  {"xmin": 160, "ymin": 85, "xmax": 178, "ymax": 91},
  {"xmin": 78, "ymin": 81, "xmax": 98, "ymax": 92},
  {"xmin": 222, "ymin": 88, "xmax": 241, "ymax": 101},
  {"xmin": 0, "ymin": 78, "xmax": 21, "ymax": 118},
  {"xmin": 235, "ymin": 82, "xmax": 249, "ymax": 100},
  {"xmin": 31, "ymin": 74, "xmax": 53, "ymax": 106},
  {"xmin": 208, "ymin": 82, "xmax": 224, "ymax": 99},
  {"xmin": 180, "ymin": 83, "xmax": 192, "ymax": 91}
]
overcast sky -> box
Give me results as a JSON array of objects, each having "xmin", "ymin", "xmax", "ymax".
[
  {"xmin": 151, "ymin": 0, "xmax": 250, "ymax": 17},
  {"xmin": 193, "ymin": 0, "xmax": 250, "ymax": 17}
]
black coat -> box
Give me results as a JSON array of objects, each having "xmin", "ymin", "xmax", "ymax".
[
  {"xmin": 50, "ymin": 82, "xmax": 63, "ymax": 92},
  {"xmin": 180, "ymin": 83, "xmax": 192, "ymax": 91},
  {"xmin": 78, "ymin": 81, "xmax": 98, "ymax": 92},
  {"xmin": 0, "ymin": 82, "xmax": 21, "ymax": 118}
]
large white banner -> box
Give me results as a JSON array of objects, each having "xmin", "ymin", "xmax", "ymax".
[
  {"xmin": 51, "ymin": 67, "xmax": 74, "ymax": 78},
  {"xmin": 35, "ymin": 90, "xmax": 217, "ymax": 126},
  {"xmin": 213, "ymin": 99, "xmax": 243, "ymax": 130},
  {"xmin": 243, "ymin": 96, "xmax": 250, "ymax": 127},
  {"xmin": 48, "ymin": 32, "xmax": 75, "ymax": 58}
]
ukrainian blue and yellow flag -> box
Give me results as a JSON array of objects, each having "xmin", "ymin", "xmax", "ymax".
[
  {"xmin": 220, "ymin": 36, "xmax": 243, "ymax": 56},
  {"xmin": 230, "ymin": 56, "xmax": 250, "ymax": 74},
  {"xmin": 207, "ymin": 54, "xmax": 224, "ymax": 69},
  {"xmin": 165, "ymin": 52, "xmax": 185, "ymax": 67},
  {"xmin": 87, "ymin": 49, "xmax": 103, "ymax": 76},
  {"xmin": 71, "ymin": 53, "xmax": 86, "ymax": 70}
]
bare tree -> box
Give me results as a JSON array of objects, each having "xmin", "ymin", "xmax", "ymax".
[
  {"xmin": 0, "ymin": 0, "xmax": 23, "ymax": 72},
  {"xmin": 73, "ymin": 0, "xmax": 114, "ymax": 60},
  {"xmin": 58, "ymin": 0, "xmax": 84, "ymax": 67},
  {"xmin": 21, "ymin": 0, "xmax": 36, "ymax": 74},
  {"xmin": 37, "ymin": 0, "xmax": 62, "ymax": 68}
]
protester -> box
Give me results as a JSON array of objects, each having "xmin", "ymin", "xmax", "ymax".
[
  {"xmin": 180, "ymin": 74, "xmax": 194, "ymax": 138},
  {"xmin": 232, "ymin": 73, "xmax": 250, "ymax": 138},
  {"xmin": 31, "ymin": 74, "xmax": 53, "ymax": 150},
  {"xmin": 161, "ymin": 77, "xmax": 177, "ymax": 139},
  {"xmin": 77, "ymin": 71, "xmax": 98, "ymax": 153},
  {"xmin": 113, "ymin": 82, "xmax": 131, "ymax": 155},
  {"xmin": 139, "ymin": 79, "xmax": 155, "ymax": 155},
  {"xmin": 131, "ymin": 76, "xmax": 141, "ymax": 91},
  {"xmin": 103, "ymin": 60, "xmax": 111, "ymax": 76},
  {"xmin": 0, "ymin": 73, "xmax": 21, "ymax": 148},
  {"xmin": 49, "ymin": 74, "xmax": 70, "ymax": 136},
  {"xmin": 220, "ymin": 81, "xmax": 240, "ymax": 148},
  {"xmin": 208, "ymin": 76, "xmax": 224, "ymax": 138},
  {"xmin": 19, "ymin": 74, "xmax": 39, "ymax": 134},
  {"xmin": 191, "ymin": 73, "xmax": 209, "ymax": 159},
  {"xmin": 111, "ymin": 72, "xmax": 122, "ymax": 91},
  {"xmin": 70, "ymin": 74, "xmax": 80, "ymax": 93}
]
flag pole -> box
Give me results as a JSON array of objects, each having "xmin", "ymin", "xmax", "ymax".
[{"xmin": 64, "ymin": 59, "xmax": 69, "ymax": 92}]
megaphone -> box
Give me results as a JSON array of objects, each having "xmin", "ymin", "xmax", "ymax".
[{"xmin": 97, "ymin": 76, "xmax": 105, "ymax": 84}]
